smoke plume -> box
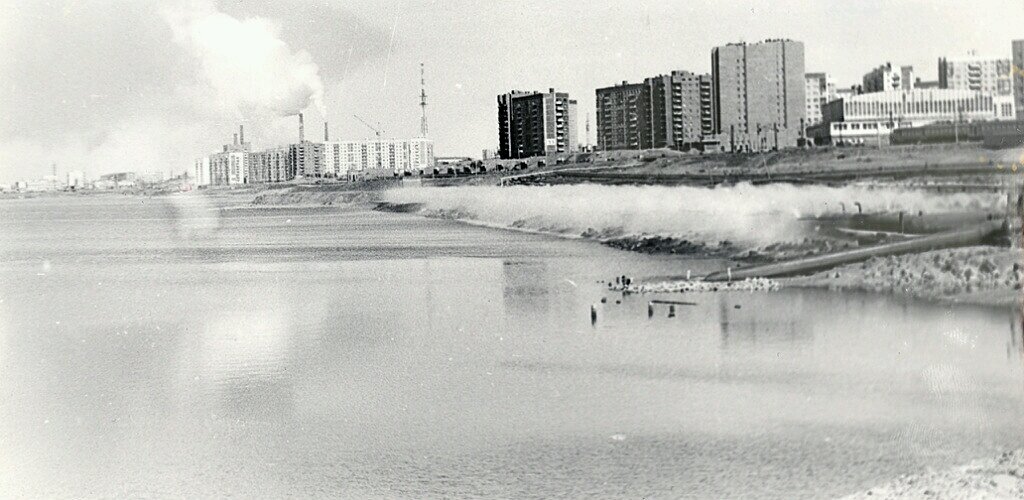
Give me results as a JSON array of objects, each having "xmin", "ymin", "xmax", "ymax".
[{"xmin": 164, "ymin": 0, "xmax": 325, "ymax": 118}]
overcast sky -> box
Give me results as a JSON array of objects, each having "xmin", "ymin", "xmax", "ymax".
[{"xmin": 1, "ymin": 0, "xmax": 1022, "ymax": 183}]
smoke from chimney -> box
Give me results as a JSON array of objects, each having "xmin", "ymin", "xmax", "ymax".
[
  {"xmin": 324, "ymin": 122, "xmax": 329, "ymax": 141},
  {"xmin": 299, "ymin": 113, "xmax": 305, "ymax": 142},
  {"xmin": 239, "ymin": 125, "xmax": 245, "ymax": 145}
]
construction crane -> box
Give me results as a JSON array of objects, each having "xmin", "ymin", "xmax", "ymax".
[{"xmin": 353, "ymin": 114, "xmax": 383, "ymax": 139}]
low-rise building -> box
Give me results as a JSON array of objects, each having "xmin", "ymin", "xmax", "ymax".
[{"xmin": 808, "ymin": 88, "xmax": 1013, "ymax": 146}]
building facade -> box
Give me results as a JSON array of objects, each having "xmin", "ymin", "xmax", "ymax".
[
  {"xmin": 939, "ymin": 52, "xmax": 1015, "ymax": 118},
  {"xmin": 804, "ymin": 72, "xmax": 837, "ymax": 126},
  {"xmin": 711, "ymin": 39, "xmax": 806, "ymax": 151},
  {"xmin": 645, "ymin": 71, "xmax": 715, "ymax": 149},
  {"xmin": 938, "ymin": 53, "xmax": 1013, "ymax": 96},
  {"xmin": 595, "ymin": 82, "xmax": 645, "ymax": 150},
  {"xmin": 1015, "ymin": 40, "xmax": 1024, "ymax": 120},
  {"xmin": 808, "ymin": 88, "xmax": 1014, "ymax": 146},
  {"xmin": 497, "ymin": 89, "xmax": 577, "ymax": 159},
  {"xmin": 248, "ymin": 147, "xmax": 290, "ymax": 184},
  {"xmin": 863, "ymin": 63, "xmax": 915, "ymax": 93}
]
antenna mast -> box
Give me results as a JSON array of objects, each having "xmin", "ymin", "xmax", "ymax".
[
  {"xmin": 419, "ymin": 62, "xmax": 428, "ymax": 137},
  {"xmin": 585, "ymin": 115, "xmax": 591, "ymax": 149}
]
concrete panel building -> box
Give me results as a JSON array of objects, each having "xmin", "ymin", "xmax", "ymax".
[
  {"xmin": 805, "ymin": 72, "xmax": 837, "ymax": 126},
  {"xmin": 863, "ymin": 63, "xmax": 915, "ymax": 93},
  {"xmin": 595, "ymin": 82, "xmax": 645, "ymax": 150},
  {"xmin": 1015, "ymin": 40, "xmax": 1024, "ymax": 120},
  {"xmin": 712, "ymin": 39, "xmax": 806, "ymax": 151},
  {"xmin": 939, "ymin": 52, "xmax": 1015, "ymax": 118},
  {"xmin": 497, "ymin": 88, "xmax": 577, "ymax": 159},
  {"xmin": 645, "ymin": 71, "xmax": 715, "ymax": 149},
  {"xmin": 248, "ymin": 147, "xmax": 289, "ymax": 184}
]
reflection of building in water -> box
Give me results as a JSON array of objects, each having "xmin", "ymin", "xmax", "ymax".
[
  {"xmin": 1008, "ymin": 305, "xmax": 1024, "ymax": 364},
  {"xmin": 501, "ymin": 260, "xmax": 552, "ymax": 318},
  {"xmin": 717, "ymin": 294, "xmax": 813, "ymax": 350},
  {"xmin": 196, "ymin": 310, "xmax": 295, "ymax": 419}
]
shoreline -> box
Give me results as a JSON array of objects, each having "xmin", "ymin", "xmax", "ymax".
[{"xmin": 841, "ymin": 449, "xmax": 1024, "ymax": 499}]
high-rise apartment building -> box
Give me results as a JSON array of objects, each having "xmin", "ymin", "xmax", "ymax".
[
  {"xmin": 711, "ymin": 39, "xmax": 806, "ymax": 151},
  {"xmin": 497, "ymin": 89, "xmax": 578, "ymax": 159},
  {"xmin": 863, "ymin": 63, "xmax": 915, "ymax": 93},
  {"xmin": 595, "ymin": 71, "xmax": 716, "ymax": 152},
  {"xmin": 644, "ymin": 71, "xmax": 715, "ymax": 149},
  {"xmin": 805, "ymin": 72, "xmax": 837, "ymax": 126},
  {"xmin": 595, "ymin": 82, "xmax": 645, "ymax": 150}
]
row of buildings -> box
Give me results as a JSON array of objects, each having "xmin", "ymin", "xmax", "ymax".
[
  {"xmin": 498, "ymin": 39, "xmax": 1024, "ymax": 157},
  {"xmin": 193, "ymin": 118, "xmax": 435, "ymax": 187}
]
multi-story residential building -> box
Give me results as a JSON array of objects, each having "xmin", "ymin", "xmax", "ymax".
[
  {"xmin": 863, "ymin": 63, "xmax": 915, "ymax": 93},
  {"xmin": 323, "ymin": 138, "xmax": 435, "ymax": 177},
  {"xmin": 808, "ymin": 88, "xmax": 1014, "ymax": 146},
  {"xmin": 497, "ymin": 88, "xmax": 578, "ymax": 159},
  {"xmin": 939, "ymin": 52, "xmax": 1015, "ymax": 118},
  {"xmin": 247, "ymin": 147, "xmax": 289, "ymax": 184},
  {"xmin": 939, "ymin": 53, "xmax": 1013, "ymax": 95},
  {"xmin": 804, "ymin": 72, "xmax": 837, "ymax": 127},
  {"xmin": 193, "ymin": 157, "xmax": 211, "ymax": 186},
  {"xmin": 645, "ymin": 71, "xmax": 715, "ymax": 149},
  {"xmin": 595, "ymin": 71, "xmax": 716, "ymax": 152},
  {"xmin": 595, "ymin": 81, "xmax": 645, "ymax": 150},
  {"xmin": 409, "ymin": 137, "xmax": 435, "ymax": 172},
  {"xmin": 1014, "ymin": 40, "xmax": 1024, "ymax": 120},
  {"xmin": 197, "ymin": 123, "xmax": 435, "ymax": 185},
  {"xmin": 209, "ymin": 150, "xmax": 248, "ymax": 186},
  {"xmin": 711, "ymin": 39, "xmax": 806, "ymax": 151},
  {"xmin": 289, "ymin": 141, "xmax": 324, "ymax": 178}
]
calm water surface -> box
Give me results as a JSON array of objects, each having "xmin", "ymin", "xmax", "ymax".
[{"xmin": 1, "ymin": 194, "xmax": 1023, "ymax": 498}]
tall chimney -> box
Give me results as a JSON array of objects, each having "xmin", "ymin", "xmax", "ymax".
[
  {"xmin": 239, "ymin": 125, "xmax": 245, "ymax": 145},
  {"xmin": 298, "ymin": 113, "xmax": 305, "ymax": 142},
  {"xmin": 324, "ymin": 122, "xmax": 329, "ymax": 141}
]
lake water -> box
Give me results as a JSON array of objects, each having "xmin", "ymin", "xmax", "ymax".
[{"xmin": 1, "ymin": 194, "xmax": 1023, "ymax": 498}]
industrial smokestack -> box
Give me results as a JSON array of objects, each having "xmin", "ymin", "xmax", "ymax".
[
  {"xmin": 239, "ymin": 125, "xmax": 245, "ymax": 144},
  {"xmin": 324, "ymin": 122, "xmax": 329, "ymax": 141},
  {"xmin": 299, "ymin": 113, "xmax": 305, "ymax": 142}
]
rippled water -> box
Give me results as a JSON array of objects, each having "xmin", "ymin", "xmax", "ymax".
[{"xmin": 1, "ymin": 194, "xmax": 1022, "ymax": 498}]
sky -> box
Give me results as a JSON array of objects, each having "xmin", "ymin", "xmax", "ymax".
[{"xmin": 1, "ymin": 0, "xmax": 1022, "ymax": 183}]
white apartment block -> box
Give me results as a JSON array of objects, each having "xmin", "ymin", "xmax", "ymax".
[
  {"xmin": 324, "ymin": 138, "xmax": 435, "ymax": 176},
  {"xmin": 805, "ymin": 72, "xmax": 837, "ymax": 126}
]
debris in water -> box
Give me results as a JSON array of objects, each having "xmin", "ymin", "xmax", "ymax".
[{"xmin": 612, "ymin": 277, "xmax": 779, "ymax": 294}]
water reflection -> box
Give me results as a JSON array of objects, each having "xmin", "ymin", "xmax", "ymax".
[
  {"xmin": 2, "ymin": 198, "xmax": 1024, "ymax": 498},
  {"xmin": 716, "ymin": 294, "xmax": 811, "ymax": 350}
]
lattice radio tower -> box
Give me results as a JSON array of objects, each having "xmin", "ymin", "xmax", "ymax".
[{"xmin": 419, "ymin": 63, "xmax": 428, "ymax": 138}]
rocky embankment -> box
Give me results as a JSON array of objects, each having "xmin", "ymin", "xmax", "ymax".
[
  {"xmin": 842, "ymin": 449, "xmax": 1024, "ymax": 499},
  {"xmin": 786, "ymin": 246, "xmax": 1023, "ymax": 305}
]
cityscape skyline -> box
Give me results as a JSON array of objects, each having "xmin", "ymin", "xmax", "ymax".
[{"xmin": 1, "ymin": 0, "xmax": 1022, "ymax": 183}]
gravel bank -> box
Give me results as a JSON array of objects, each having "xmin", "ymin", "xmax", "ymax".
[
  {"xmin": 841, "ymin": 449, "xmax": 1024, "ymax": 499},
  {"xmin": 785, "ymin": 246, "xmax": 1022, "ymax": 306}
]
